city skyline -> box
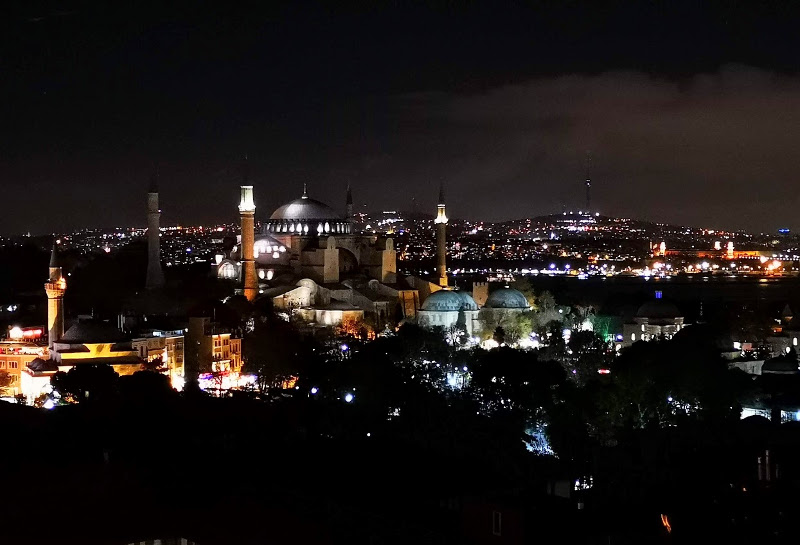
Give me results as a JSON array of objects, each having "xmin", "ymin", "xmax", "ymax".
[{"xmin": 4, "ymin": 3, "xmax": 800, "ymax": 233}]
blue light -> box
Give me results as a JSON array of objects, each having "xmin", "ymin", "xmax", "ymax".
[
  {"xmin": 344, "ymin": 393, "xmax": 354, "ymax": 403},
  {"xmin": 310, "ymin": 387, "xmax": 318, "ymax": 395},
  {"xmin": 655, "ymin": 290, "xmax": 663, "ymax": 299}
]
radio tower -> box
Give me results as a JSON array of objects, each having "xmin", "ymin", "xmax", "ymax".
[{"xmin": 584, "ymin": 151, "xmax": 592, "ymax": 214}]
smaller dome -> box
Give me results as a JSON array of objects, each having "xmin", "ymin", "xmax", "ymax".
[
  {"xmin": 762, "ymin": 355, "xmax": 799, "ymax": 374},
  {"xmin": 421, "ymin": 290, "xmax": 477, "ymax": 312},
  {"xmin": 484, "ymin": 287, "xmax": 529, "ymax": 309},
  {"xmin": 636, "ymin": 300, "xmax": 681, "ymax": 319}
]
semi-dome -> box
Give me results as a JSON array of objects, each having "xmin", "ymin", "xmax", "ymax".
[
  {"xmin": 484, "ymin": 287, "xmax": 529, "ymax": 309},
  {"xmin": 421, "ymin": 290, "xmax": 478, "ymax": 312}
]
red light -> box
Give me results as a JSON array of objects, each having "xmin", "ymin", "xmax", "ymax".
[{"xmin": 598, "ymin": 369, "xmax": 611, "ymax": 375}]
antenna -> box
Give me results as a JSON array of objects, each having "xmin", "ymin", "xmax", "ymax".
[{"xmin": 585, "ymin": 151, "xmax": 592, "ymax": 213}]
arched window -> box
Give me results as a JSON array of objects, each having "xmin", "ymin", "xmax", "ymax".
[{"xmin": 219, "ymin": 262, "xmax": 237, "ymax": 279}]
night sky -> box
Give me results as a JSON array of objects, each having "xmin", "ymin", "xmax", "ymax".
[{"xmin": 4, "ymin": 2, "xmax": 800, "ymax": 235}]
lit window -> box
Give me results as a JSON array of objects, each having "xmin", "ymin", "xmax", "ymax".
[{"xmin": 631, "ymin": 333, "xmax": 635, "ymax": 342}]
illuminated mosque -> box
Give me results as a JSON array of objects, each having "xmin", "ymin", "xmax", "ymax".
[
  {"xmin": 214, "ymin": 175, "xmax": 533, "ymax": 335},
  {"xmin": 217, "ymin": 182, "xmax": 425, "ymax": 329}
]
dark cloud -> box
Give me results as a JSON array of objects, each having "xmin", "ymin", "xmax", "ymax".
[
  {"xmin": 348, "ymin": 66, "xmax": 800, "ymax": 232},
  {"xmin": 4, "ymin": 3, "xmax": 800, "ymax": 235}
]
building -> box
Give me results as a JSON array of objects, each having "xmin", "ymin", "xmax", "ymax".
[
  {"xmin": 217, "ymin": 184, "xmax": 417, "ymax": 329},
  {"xmin": 50, "ymin": 321, "xmax": 144, "ymax": 375},
  {"xmin": 131, "ymin": 329, "xmax": 186, "ymax": 384},
  {"xmin": 182, "ymin": 316, "xmax": 243, "ymax": 391},
  {"xmin": 417, "ymin": 290, "xmax": 480, "ymax": 336},
  {"xmin": 0, "ymin": 336, "xmax": 48, "ymax": 396},
  {"xmin": 622, "ymin": 291, "xmax": 685, "ymax": 347}
]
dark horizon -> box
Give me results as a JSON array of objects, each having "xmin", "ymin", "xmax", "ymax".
[{"xmin": 4, "ymin": 2, "xmax": 800, "ymax": 235}]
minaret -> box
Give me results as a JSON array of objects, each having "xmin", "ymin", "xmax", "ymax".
[
  {"xmin": 44, "ymin": 243, "xmax": 66, "ymax": 348},
  {"xmin": 146, "ymin": 174, "xmax": 166, "ymax": 289},
  {"xmin": 346, "ymin": 183, "xmax": 354, "ymax": 220},
  {"xmin": 239, "ymin": 182, "xmax": 257, "ymax": 302},
  {"xmin": 434, "ymin": 183, "xmax": 448, "ymax": 287}
]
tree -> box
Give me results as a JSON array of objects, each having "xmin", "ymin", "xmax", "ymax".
[
  {"xmin": 537, "ymin": 290, "xmax": 557, "ymax": 313},
  {"xmin": 0, "ymin": 371, "xmax": 15, "ymax": 396},
  {"xmin": 119, "ymin": 370, "xmax": 176, "ymax": 402},
  {"xmin": 243, "ymin": 315, "xmax": 316, "ymax": 392},
  {"xmin": 445, "ymin": 323, "xmax": 467, "ymax": 347},
  {"xmin": 493, "ymin": 326, "xmax": 506, "ymax": 345},
  {"xmin": 50, "ymin": 364, "xmax": 119, "ymax": 404},
  {"xmin": 478, "ymin": 310, "xmax": 501, "ymax": 341},
  {"xmin": 511, "ymin": 277, "xmax": 537, "ymax": 309},
  {"xmin": 567, "ymin": 330, "xmax": 612, "ymax": 384},
  {"xmin": 503, "ymin": 311, "xmax": 535, "ymax": 346}
]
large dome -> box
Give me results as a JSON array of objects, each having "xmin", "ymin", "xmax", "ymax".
[
  {"xmin": 484, "ymin": 287, "xmax": 529, "ymax": 309},
  {"xmin": 422, "ymin": 290, "xmax": 478, "ymax": 312},
  {"xmin": 270, "ymin": 193, "xmax": 341, "ymax": 221}
]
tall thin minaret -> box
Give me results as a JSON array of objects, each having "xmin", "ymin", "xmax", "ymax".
[
  {"xmin": 45, "ymin": 243, "xmax": 66, "ymax": 348},
  {"xmin": 146, "ymin": 174, "xmax": 166, "ymax": 289},
  {"xmin": 346, "ymin": 182, "xmax": 353, "ymax": 220},
  {"xmin": 434, "ymin": 182, "xmax": 448, "ymax": 288},
  {"xmin": 239, "ymin": 169, "xmax": 258, "ymax": 301},
  {"xmin": 584, "ymin": 151, "xmax": 592, "ymax": 213}
]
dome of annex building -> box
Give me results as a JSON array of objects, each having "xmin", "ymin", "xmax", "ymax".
[
  {"xmin": 421, "ymin": 290, "xmax": 478, "ymax": 312},
  {"xmin": 484, "ymin": 287, "xmax": 530, "ymax": 309},
  {"xmin": 636, "ymin": 299, "xmax": 682, "ymax": 320}
]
